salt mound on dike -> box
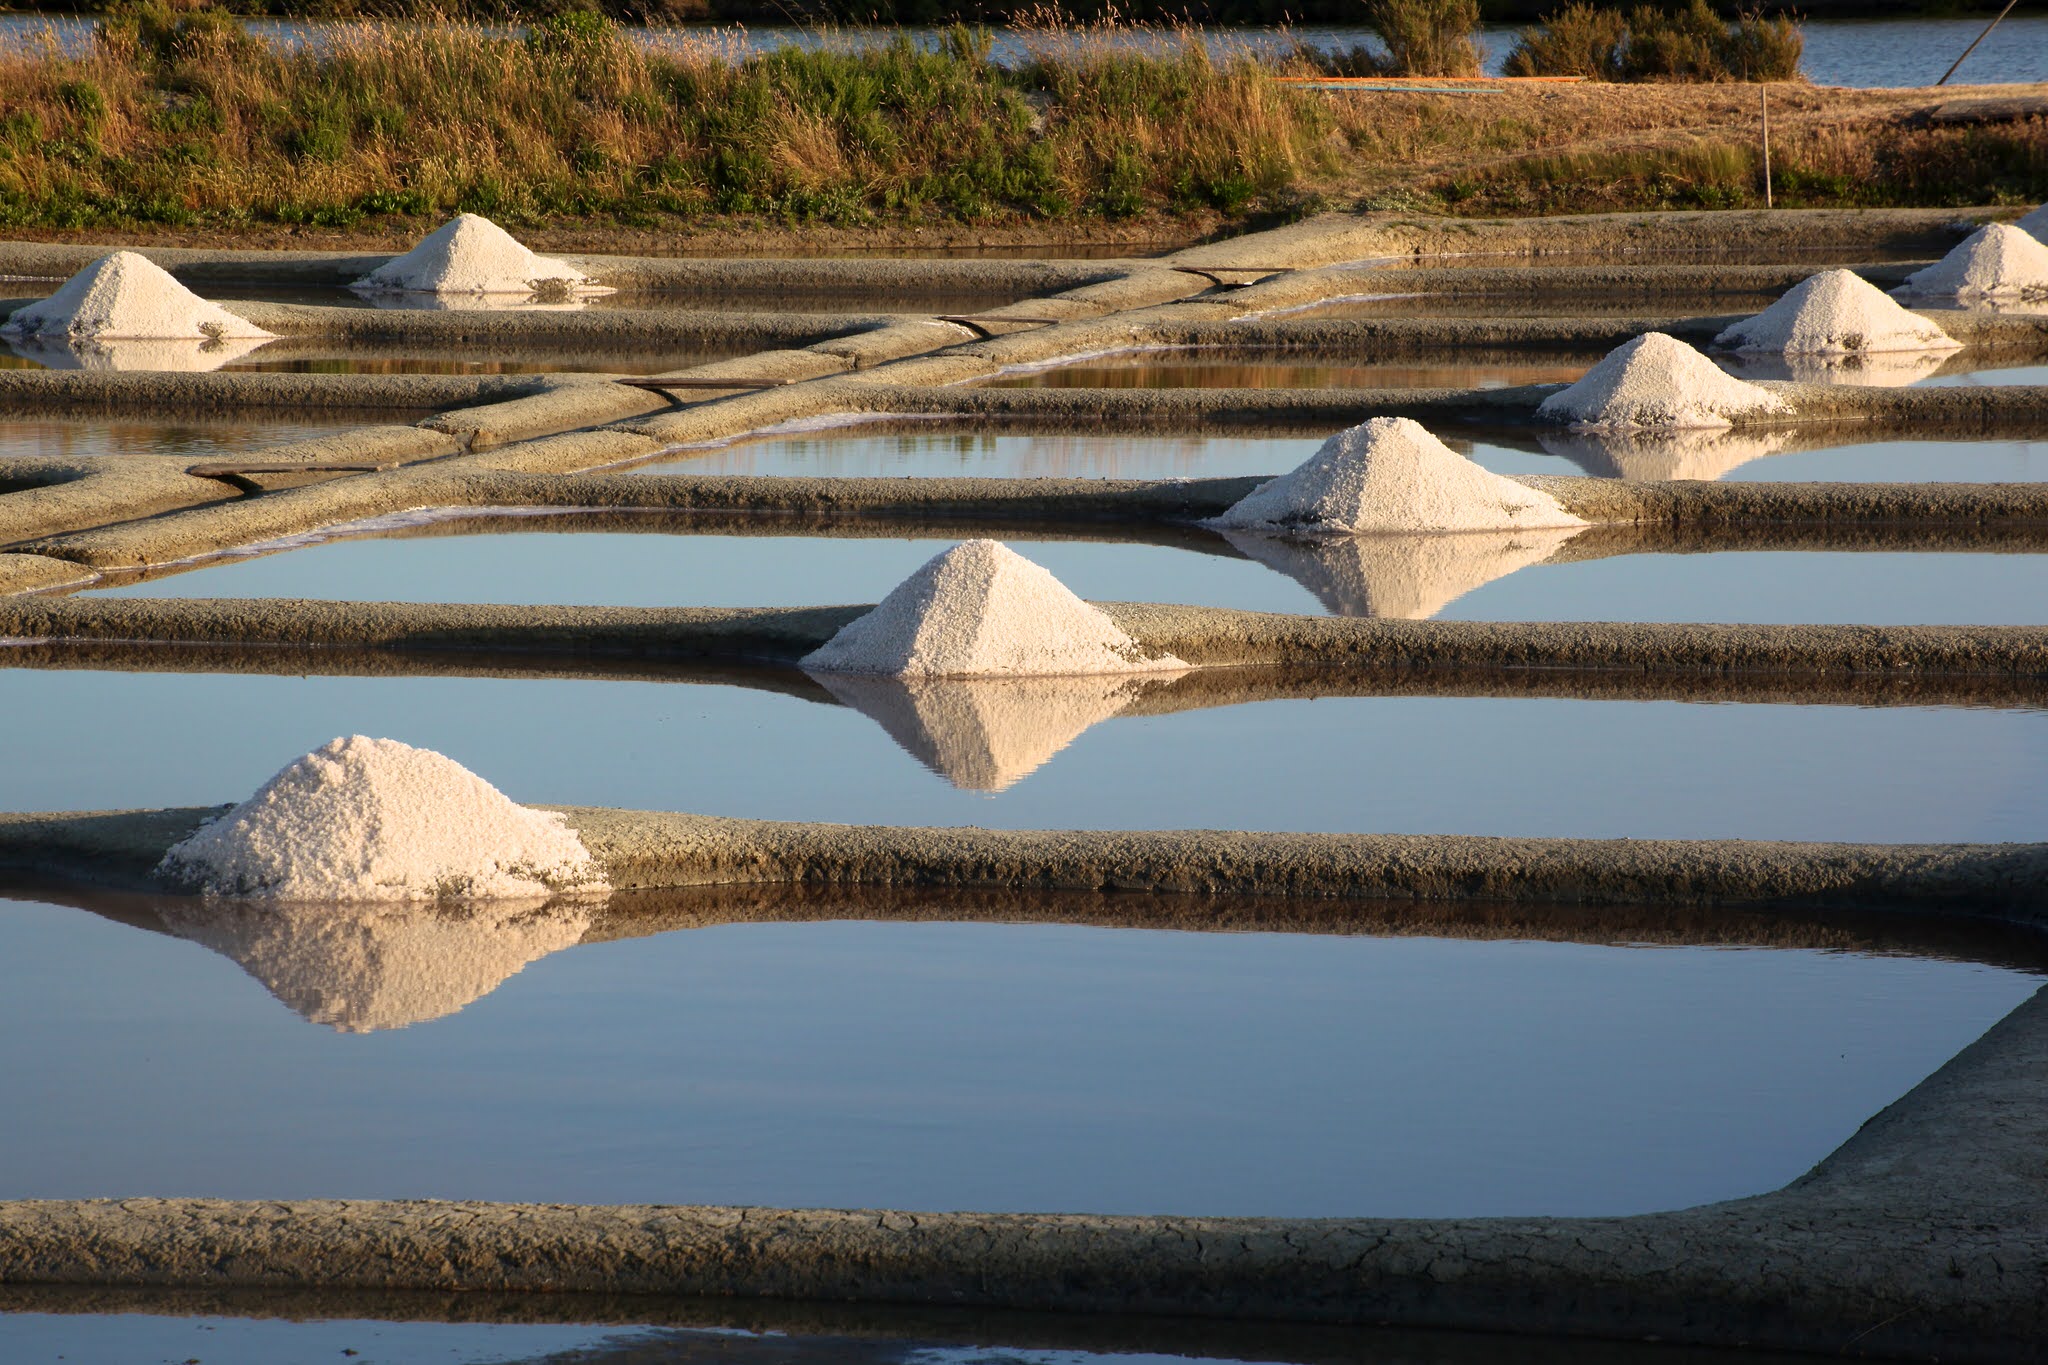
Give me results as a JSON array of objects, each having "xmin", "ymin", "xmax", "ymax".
[
  {"xmin": 157, "ymin": 735, "xmax": 609, "ymax": 902},
  {"xmin": 813, "ymin": 671, "xmax": 1181, "ymax": 791},
  {"xmin": 353, "ymin": 214, "xmax": 607, "ymax": 297},
  {"xmin": 1536, "ymin": 333, "xmax": 1790, "ymax": 430},
  {"xmin": 2018, "ymin": 204, "xmax": 2048, "ymax": 244},
  {"xmin": 0, "ymin": 252, "xmax": 274, "ymax": 342},
  {"xmin": 1221, "ymin": 525, "xmax": 1583, "ymax": 619},
  {"xmin": 1714, "ymin": 270, "xmax": 1960, "ymax": 356},
  {"xmin": 1897, "ymin": 223, "xmax": 2048, "ymax": 299},
  {"xmin": 161, "ymin": 897, "xmax": 590, "ymax": 1033},
  {"xmin": 1210, "ymin": 417, "xmax": 1585, "ymax": 536},
  {"xmin": 801, "ymin": 540, "xmax": 1188, "ymax": 678}
]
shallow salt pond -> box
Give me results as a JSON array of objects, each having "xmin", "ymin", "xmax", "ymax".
[
  {"xmin": 2, "ymin": 665, "xmax": 2043, "ymax": 840},
  {"xmin": 980, "ymin": 348, "xmax": 1591, "ymax": 391},
  {"xmin": 0, "ymin": 415, "xmax": 390, "ymax": 462},
  {"xmin": 621, "ymin": 427, "xmax": 2048, "ymax": 484},
  {"xmin": 86, "ymin": 523, "xmax": 2048, "ymax": 629},
  {"xmin": 0, "ymin": 890, "xmax": 2035, "ymax": 1220}
]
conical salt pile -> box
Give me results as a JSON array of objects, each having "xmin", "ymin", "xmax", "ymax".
[
  {"xmin": 0, "ymin": 252, "xmax": 274, "ymax": 342},
  {"xmin": 1209, "ymin": 417, "xmax": 1585, "ymax": 535},
  {"xmin": 352, "ymin": 213, "xmax": 606, "ymax": 297},
  {"xmin": 2017, "ymin": 204, "xmax": 2048, "ymax": 245},
  {"xmin": 1714, "ymin": 270, "xmax": 1960, "ymax": 356},
  {"xmin": 800, "ymin": 540, "xmax": 1187, "ymax": 678},
  {"xmin": 1896, "ymin": 223, "xmax": 2048, "ymax": 299},
  {"xmin": 1221, "ymin": 525, "xmax": 1583, "ymax": 618},
  {"xmin": 156, "ymin": 735, "xmax": 609, "ymax": 902},
  {"xmin": 1536, "ymin": 333, "xmax": 1790, "ymax": 429},
  {"xmin": 813, "ymin": 671, "xmax": 1178, "ymax": 790},
  {"xmin": 161, "ymin": 897, "xmax": 591, "ymax": 1033}
]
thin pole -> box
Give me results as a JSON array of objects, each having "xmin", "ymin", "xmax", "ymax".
[
  {"xmin": 1937, "ymin": 0, "xmax": 2019, "ymax": 86},
  {"xmin": 1761, "ymin": 85, "xmax": 1773, "ymax": 209}
]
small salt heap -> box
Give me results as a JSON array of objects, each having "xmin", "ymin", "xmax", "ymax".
[
  {"xmin": 162, "ymin": 898, "xmax": 591, "ymax": 1032},
  {"xmin": 1714, "ymin": 270, "xmax": 1960, "ymax": 356},
  {"xmin": 0, "ymin": 251, "xmax": 273, "ymax": 342},
  {"xmin": 1536, "ymin": 333, "xmax": 1790, "ymax": 429},
  {"xmin": 1209, "ymin": 416, "xmax": 1585, "ymax": 535},
  {"xmin": 2017, "ymin": 204, "xmax": 2048, "ymax": 245},
  {"xmin": 157, "ymin": 735, "xmax": 608, "ymax": 902},
  {"xmin": 801, "ymin": 540, "xmax": 1187, "ymax": 678},
  {"xmin": 1896, "ymin": 223, "xmax": 2048, "ymax": 300},
  {"xmin": 352, "ymin": 214, "xmax": 608, "ymax": 298}
]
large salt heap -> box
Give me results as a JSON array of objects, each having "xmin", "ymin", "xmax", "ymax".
[
  {"xmin": 2018, "ymin": 204, "xmax": 2048, "ymax": 245},
  {"xmin": 1896, "ymin": 223, "xmax": 2048, "ymax": 299},
  {"xmin": 1536, "ymin": 333, "xmax": 1790, "ymax": 429},
  {"xmin": 157, "ymin": 735, "xmax": 609, "ymax": 901},
  {"xmin": 1209, "ymin": 417, "xmax": 1585, "ymax": 536},
  {"xmin": 161, "ymin": 898, "xmax": 591, "ymax": 1032},
  {"xmin": 0, "ymin": 251, "xmax": 274, "ymax": 342},
  {"xmin": 801, "ymin": 540, "xmax": 1187, "ymax": 678},
  {"xmin": 1714, "ymin": 270, "xmax": 1960, "ymax": 356},
  {"xmin": 353, "ymin": 214, "xmax": 607, "ymax": 297},
  {"xmin": 813, "ymin": 672, "xmax": 1179, "ymax": 790}
]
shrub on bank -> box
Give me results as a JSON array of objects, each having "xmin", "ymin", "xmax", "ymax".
[
  {"xmin": 0, "ymin": 11, "xmax": 1335, "ymax": 229},
  {"xmin": 1503, "ymin": 0, "xmax": 1803, "ymax": 81}
]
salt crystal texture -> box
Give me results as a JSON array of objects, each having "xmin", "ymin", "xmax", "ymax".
[
  {"xmin": 1209, "ymin": 417, "xmax": 1585, "ymax": 535},
  {"xmin": 1714, "ymin": 270, "xmax": 1960, "ymax": 356},
  {"xmin": 1221, "ymin": 525, "xmax": 1583, "ymax": 618},
  {"xmin": 1536, "ymin": 333, "xmax": 1790, "ymax": 430},
  {"xmin": 157, "ymin": 735, "xmax": 608, "ymax": 902},
  {"xmin": 2018, "ymin": 204, "xmax": 2048, "ymax": 244},
  {"xmin": 352, "ymin": 214, "xmax": 608, "ymax": 297},
  {"xmin": 1, "ymin": 252, "xmax": 274, "ymax": 342},
  {"xmin": 162, "ymin": 897, "xmax": 590, "ymax": 1032},
  {"xmin": 1896, "ymin": 224, "xmax": 2048, "ymax": 299},
  {"xmin": 801, "ymin": 540, "xmax": 1187, "ymax": 678},
  {"xmin": 814, "ymin": 671, "xmax": 1180, "ymax": 790}
]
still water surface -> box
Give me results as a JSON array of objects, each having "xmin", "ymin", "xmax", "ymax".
[
  {"xmin": 89, "ymin": 525, "xmax": 2048, "ymax": 627},
  {"xmin": 0, "ymin": 666, "xmax": 2041, "ymax": 839},
  {"xmin": 1, "ymin": 897, "xmax": 2034, "ymax": 1217}
]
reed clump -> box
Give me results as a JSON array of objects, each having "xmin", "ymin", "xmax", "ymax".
[
  {"xmin": 0, "ymin": 7, "xmax": 1333, "ymax": 230},
  {"xmin": 1503, "ymin": 0, "xmax": 1802, "ymax": 81}
]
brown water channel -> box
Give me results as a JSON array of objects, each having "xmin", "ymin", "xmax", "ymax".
[{"xmin": 622, "ymin": 424, "xmax": 2048, "ymax": 484}]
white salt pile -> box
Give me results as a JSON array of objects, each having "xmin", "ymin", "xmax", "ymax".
[
  {"xmin": 157, "ymin": 735, "xmax": 609, "ymax": 902},
  {"xmin": 0, "ymin": 252, "xmax": 274, "ymax": 342},
  {"xmin": 1713, "ymin": 270, "xmax": 1960, "ymax": 356},
  {"xmin": 2018, "ymin": 204, "xmax": 2048, "ymax": 245},
  {"xmin": 813, "ymin": 672, "xmax": 1179, "ymax": 791},
  {"xmin": 352, "ymin": 214, "xmax": 608, "ymax": 297},
  {"xmin": 162, "ymin": 897, "xmax": 591, "ymax": 1033},
  {"xmin": 1221, "ymin": 525, "xmax": 1583, "ymax": 619},
  {"xmin": 1535, "ymin": 333, "xmax": 1790, "ymax": 430},
  {"xmin": 1209, "ymin": 416, "xmax": 1585, "ymax": 536},
  {"xmin": 801, "ymin": 540, "xmax": 1187, "ymax": 678},
  {"xmin": 1896, "ymin": 223, "xmax": 2048, "ymax": 299}
]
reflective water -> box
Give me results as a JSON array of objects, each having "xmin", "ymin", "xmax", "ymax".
[
  {"xmin": 1, "ymin": 338, "xmax": 750, "ymax": 377},
  {"xmin": 0, "ymin": 894, "xmax": 2034, "ymax": 1217},
  {"xmin": 0, "ymin": 416, "xmax": 382, "ymax": 462},
  {"xmin": 88, "ymin": 523, "xmax": 2048, "ymax": 630},
  {"xmin": 1, "ymin": 665, "xmax": 2042, "ymax": 840},
  {"xmin": 624, "ymin": 426, "xmax": 2048, "ymax": 484},
  {"xmin": 1258, "ymin": 292, "xmax": 1783, "ymax": 322},
  {"xmin": 4, "ymin": 15, "xmax": 2042, "ymax": 86},
  {"xmin": 982, "ymin": 347, "xmax": 1591, "ymax": 391}
]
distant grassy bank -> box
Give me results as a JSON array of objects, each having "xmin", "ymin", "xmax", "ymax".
[{"xmin": 0, "ymin": 12, "xmax": 2041, "ymax": 236}]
